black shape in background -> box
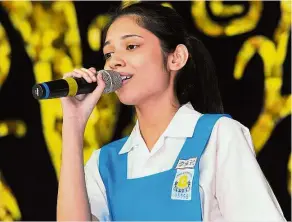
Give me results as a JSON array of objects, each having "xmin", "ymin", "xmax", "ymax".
[
  {"xmin": 257, "ymin": 115, "xmax": 291, "ymax": 221},
  {"xmin": 0, "ymin": 4, "xmax": 58, "ymax": 221}
]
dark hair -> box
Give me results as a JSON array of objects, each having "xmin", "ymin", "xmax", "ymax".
[{"xmin": 102, "ymin": 2, "xmax": 224, "ymax": 114}]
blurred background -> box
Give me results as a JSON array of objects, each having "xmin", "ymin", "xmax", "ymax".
[{"xmin": 0, "ymin": 1, "xmax": 291, "ymax": 221}]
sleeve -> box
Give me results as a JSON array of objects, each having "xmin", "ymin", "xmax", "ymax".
[
  {"xmin": 84, "ymin": 150, "xmax": 111, "ymax": 221},
  {"xmin": 214, "ymin": 117, "xmax": 286, "ymax": 221}
]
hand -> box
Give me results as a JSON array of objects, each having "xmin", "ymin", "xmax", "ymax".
[{"xmin": 60, "ymin": 67, "xmax": 105, "ymax": 128}]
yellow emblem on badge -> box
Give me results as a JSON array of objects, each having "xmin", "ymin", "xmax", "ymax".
[{"xmin": 177, "ymin": 175, "xmax": 188, "ymax": 189}]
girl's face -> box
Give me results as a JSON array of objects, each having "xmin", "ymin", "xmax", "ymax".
[{"xmin": 103, "ymin": 16, "xmax": 174, "ymax": 106}]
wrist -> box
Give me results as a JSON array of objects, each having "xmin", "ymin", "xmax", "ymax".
[{"xmin": 62, "ymin": 116, "xmax": 87, "ymax": 134}]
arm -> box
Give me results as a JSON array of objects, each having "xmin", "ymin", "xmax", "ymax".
[
  {"xmin": 56, "ymin": 68, "xmax": 105, "ymax": 221},
  {"xmin": 57, "ymin": 118, "xmax": 91, "ymax": 221},
  {"xmin": 57, "ymin": 141, "xmax": 110, "ymax": 221},
  {"xmin": 215, "ymin": 117, "xmax": 286, "ymax": 221},
  {"xmin": 84, "ymin": 150, "xmax": 110, "ymax": 221}
]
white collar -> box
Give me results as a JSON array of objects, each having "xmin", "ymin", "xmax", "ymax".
[{"xmin": 119, "ymin": 102, "xmax": 202, "ymax": 155}]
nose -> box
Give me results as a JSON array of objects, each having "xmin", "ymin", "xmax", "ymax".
[{"xmin": 108, "ymin": 54, "xmax": 126, "ymax": 70}]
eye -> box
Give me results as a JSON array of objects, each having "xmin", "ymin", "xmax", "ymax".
[
  {"xmin": 127, "ymin": 44, "xmax": 139, "ymax": 50},
  {"xmin": 103, "ymin": 52, "xmax": 113, "ymax": 60}
]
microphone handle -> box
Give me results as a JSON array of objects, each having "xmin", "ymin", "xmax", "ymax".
[{"xmin": 32, "ymin": 77, "xmax": 97, "ymax": 100}]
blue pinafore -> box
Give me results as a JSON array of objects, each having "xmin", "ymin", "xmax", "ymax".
[{"xmin": 99, "ymin": 114, "xmax": 230, "ymax": 221}]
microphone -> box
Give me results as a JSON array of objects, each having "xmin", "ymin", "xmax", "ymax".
[{"xmin": 32, "ymin": 70, "xmax": 122, "ymax": 100}]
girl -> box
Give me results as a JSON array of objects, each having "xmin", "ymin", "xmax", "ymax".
[{"xmin": 57, "ymin": 2, "xmax": 286, "ymax": 221}]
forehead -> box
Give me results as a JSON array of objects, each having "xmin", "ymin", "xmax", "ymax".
[{"xmin": 105, "ymin": 16, "xmax": 149, "ymax": 40}]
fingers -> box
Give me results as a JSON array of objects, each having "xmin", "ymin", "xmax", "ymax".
[
  {"xmin": 62, "ymin": 67, "xmax": 106, "ymax": 104},
  {"xmin": 63, "ymin": 67, "xmax": 97, "ymax": 83},
  {"xmin": 88, "ymin": 67, "xmax": 96, "ymax": 73},
  {"xmin": 83, "ymin": 72, "xmax": 106, "ymax": 108},
  {"xmin": 81, "ymin": 68, "xmax": 97, "ymax": 82}
]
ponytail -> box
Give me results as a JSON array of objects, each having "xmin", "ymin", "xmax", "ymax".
[{"xmin": 175, "ymin": 35, "xmax": 224, "ymax": 114}]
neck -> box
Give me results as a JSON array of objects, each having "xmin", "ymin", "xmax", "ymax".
[{"xmin": 135, "ymin": 93, "xmax": 180, "ymax": 151}]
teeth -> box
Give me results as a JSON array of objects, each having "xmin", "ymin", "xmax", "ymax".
[{"xmin": 122, "ymin": 75, "xmax": 132, "ymax": 80}]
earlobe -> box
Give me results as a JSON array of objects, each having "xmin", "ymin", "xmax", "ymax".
[{"xmin": 168, "ymin": 44, "xmax": 189, "ymax": 71}]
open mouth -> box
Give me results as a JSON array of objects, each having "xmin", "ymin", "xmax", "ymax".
[{"xmin": 121, "ymin": 75, "xmax": 133, "ymax": 83}]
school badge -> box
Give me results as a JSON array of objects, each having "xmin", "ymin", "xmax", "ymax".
[{"xmin": 171, "ymin": 168, "xmax": 194, "ymax": 200}]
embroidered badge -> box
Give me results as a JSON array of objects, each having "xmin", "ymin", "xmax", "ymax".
[
  {"xmin": 176, "ymin": 157, "xmax": 197, "ymax": 169},
  {"xmin": 171, "ymin": 168, "xmax": 194, "ymax": 200}
]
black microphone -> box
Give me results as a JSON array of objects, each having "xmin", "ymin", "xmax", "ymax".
[{"xmin": 32, "ymin": 70, "xmax": 123, "ymax": 100}]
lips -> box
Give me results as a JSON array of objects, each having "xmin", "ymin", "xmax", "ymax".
[{"xmin": 119, "ymin": 72, "xmax": 133, "ymax": 82}]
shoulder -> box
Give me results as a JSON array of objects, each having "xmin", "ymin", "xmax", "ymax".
[
  {"xmin": 85, "ymin": 137, "xmax": 129, "ymax": 169},
  {"xmin": 199, "ymin": 114, "xmax": 251, "ymax": 141},
  {"xmin": 101, "ymin": 137, "xmax": 129, "ymax": 151},
  {"xmin": 215, "ymin": 116, "xmax": 249, "ymax": 133},
  {"xmin": 211, "ymin": 115, "xmax": 256, "ymax": 155},
  {"xmin": 99, "ymin": 137, "xmax": 129, "ymax": 160}
]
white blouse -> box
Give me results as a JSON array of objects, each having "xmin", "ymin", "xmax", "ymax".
[{"xmin": 85, "ymin": 103, "xmax": 286, "ymax": 221}]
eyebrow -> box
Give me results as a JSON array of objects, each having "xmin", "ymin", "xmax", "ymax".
[{"xmin": 103, "ymin": 34, "xmax": 144, "ymax": 48}]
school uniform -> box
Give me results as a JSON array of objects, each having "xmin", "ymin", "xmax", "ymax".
[{"xmin": 85, "ymin": 102, "xmax": 286, "ymax": 221}]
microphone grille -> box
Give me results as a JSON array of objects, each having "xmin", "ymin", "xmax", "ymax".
[{"xmin": 100, "ymin": 70, "xmax": 123, "ymax": 93}]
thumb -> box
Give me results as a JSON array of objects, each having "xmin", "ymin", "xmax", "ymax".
[{"xmin": 84, "ymin": 72, "xmax": 106, "ymax": 106}]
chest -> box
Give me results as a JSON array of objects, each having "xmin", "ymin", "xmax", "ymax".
[{"xmin": 128, "ymin": 136, "xmax": 187, "ymax": 178}]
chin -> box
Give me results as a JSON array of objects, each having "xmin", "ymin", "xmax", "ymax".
[{"xmin": 115, "ymin": 91, "xmax": 139, "ymax": 106}]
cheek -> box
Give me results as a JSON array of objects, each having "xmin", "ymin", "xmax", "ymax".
[
  {"xmin": 128, "ymin": 51, "xmax": 169, "ymax": 94},
  {"xmin": 127, "ymin": 53, "xmax": 149, "ymax": 69},
  {"xmin": 128, "ymin": 49, "xmax": 165, "ymax": 75}
]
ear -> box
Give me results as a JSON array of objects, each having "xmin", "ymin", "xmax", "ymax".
[{"xmin": 167, "ymin": 44, "xmax": 189, "ymax": 72}]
